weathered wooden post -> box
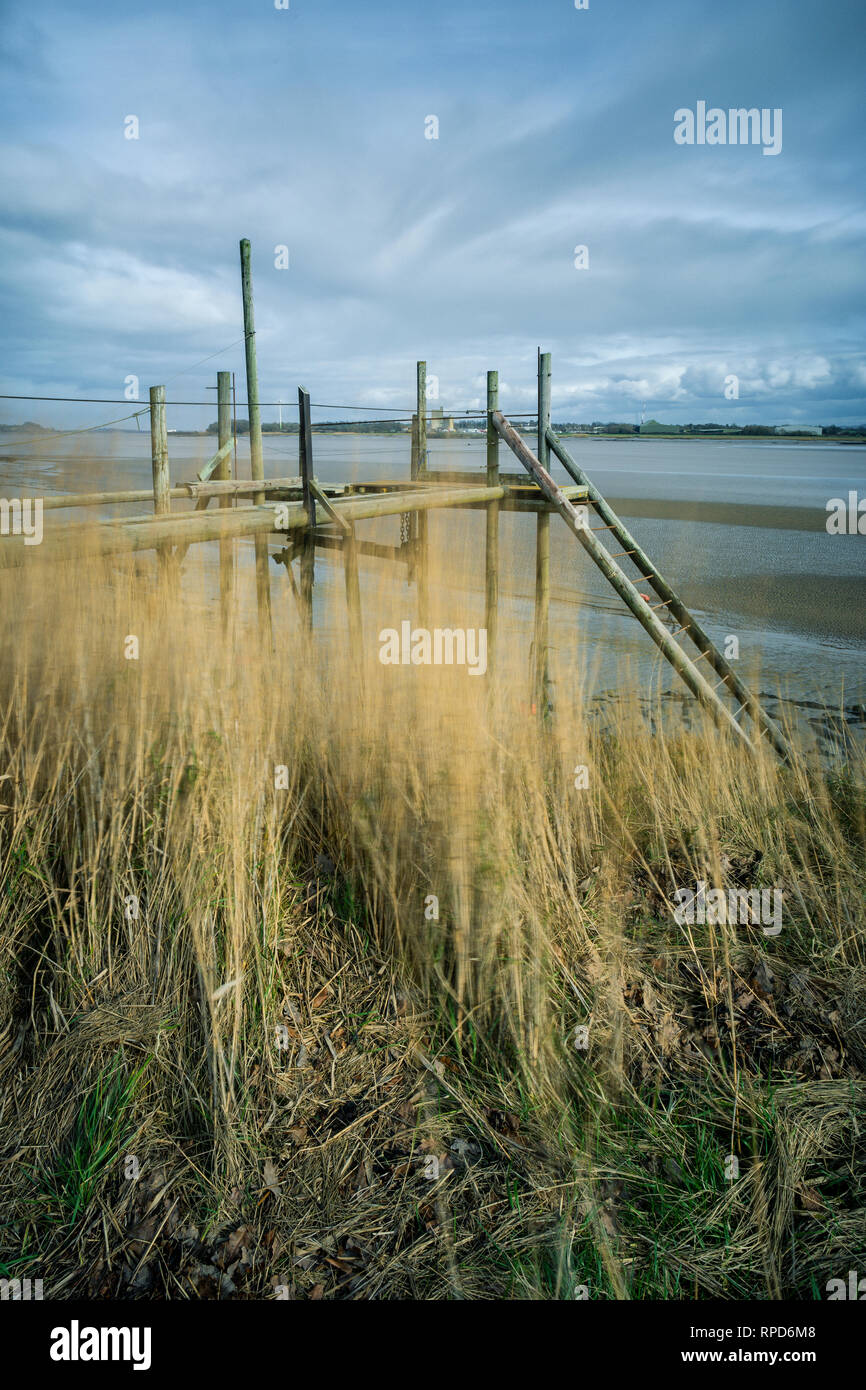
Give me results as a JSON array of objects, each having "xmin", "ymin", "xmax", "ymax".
[
  {"xmin": 535, "ymin": 351, "xmax": 552, "ymax": 713},
  {"xmin": 216, "ymin": 371, "xmax": 233, "ymax": 625},
  {"xmin": 149, "ymin": 385, "xmax": 170, "ymax": 514},
  {"xmin": 410, "ymin": 411, "xmax": 420, "ymax": 482},
  {"xmin": 344, "ymin": 525, "xmax": 363, "ymax": 655},
  {"xmin": 298, "ymin": 385, "xmax": 315, "ymax": 631},
  {"xmin": 149, "ymin": 384, "xmax": 173, "ymax": 580},
  {"xmin": 415, "ymin": 361, "xmax": 429, "ymax": 623},
  {"xmin": 416, "ymin": 361, "xmax": 428, "ymax": 478},
  {"xmin": 485, "ymin": 369, "xmax": 500, "ymax": 678},
  {"xmin": 407, "ymin": 412, "xmax": 419, "ymax": 584},
  {"xmin": 239, "ymin": 238, "xmax": 273, "ymax": 642}
]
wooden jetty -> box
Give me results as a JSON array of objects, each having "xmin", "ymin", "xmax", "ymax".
[{"xmin": 0, "ymin": 238, "xmax": 792, "ymax": 761}]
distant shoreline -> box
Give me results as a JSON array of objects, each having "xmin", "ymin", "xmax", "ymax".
[{"xmin": 1, "ymin": 427, "xmax": 864, "ymax": 444}]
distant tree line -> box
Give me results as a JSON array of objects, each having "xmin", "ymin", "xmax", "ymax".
[{"xmin": 206, "ymin": 419, "xmax": 409, "ymax": 435}]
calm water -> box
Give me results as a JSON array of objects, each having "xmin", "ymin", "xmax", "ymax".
[{"xmin": 2, "ymin": 430, "xmax": 865, "ymax": 714}]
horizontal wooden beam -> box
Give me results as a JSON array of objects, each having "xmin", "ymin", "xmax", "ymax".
[
  {"xmin": 39, "ymin": 476, "xmax": 330, "ymax": 511},
  {"xmin": 0, "ymin": 484, "xmax": 508, "ymax": 569},
  {"xmin": 312, "ymin": 533, "xmax": 405, "ymax": 563},
  {"xmin": 42, "ymin": 486, "xmax": 193, "ymax": 511}
]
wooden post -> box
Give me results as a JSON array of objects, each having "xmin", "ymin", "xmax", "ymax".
[
  {"xmin": 417, "ymin": 360, "xmax": 427, "ymax": 479},
  {"xmin": 485, "ymin": 370, "xmax": 499, "ymax": 678},
  {"xmin": 416, "ymin": 361, "xmax": 428, "ymax": 622},
  {"xmin": 344, "ymin": 525, "xmax": 362, "ymax": 655},
  {"xmin": 149, "ymin": 385, "xmax": 170, "ymax": 515},
  {"xmin": 535, "ymin": 351, "xmax": 552, "ymax": 713},
  {"xmin": 406, "ymin": 413, "xmax": 419, "ymax": 584},
  {"xmin": 217, "ymin": 371, "xmax": 233, "ymax": 625},
  {"xmin": 298, "ymin": 385, "xmax": 315, "ymax": 631},
  {"xmin": 149, "ymin": 385, "xmax": 172, "ymax": 580},
  {"xmin": 239, "ymin": 238, "xmax": 273, "ymax": 642},
  {"xmin": 410, "ymin": 411, "xmax": 420, "ymax": 482}
]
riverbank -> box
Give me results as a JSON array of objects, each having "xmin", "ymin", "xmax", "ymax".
[{"xmin": 0, "ymin": 553, "xmax": 864, "ymax": 1299}]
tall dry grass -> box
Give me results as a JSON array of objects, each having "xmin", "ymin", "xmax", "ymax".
[{"xmin": 0, "ymin": 530, "xmax": 864, "ymax": 1298}]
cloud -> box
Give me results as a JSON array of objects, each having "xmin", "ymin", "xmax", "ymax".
[{"xmin": 0, "ymin": 0, "xmax": 863, "ymax": 425}]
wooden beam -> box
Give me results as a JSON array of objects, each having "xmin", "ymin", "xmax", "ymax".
[
  {"xmin": 309, "ymin": 477, "xmax": 351, "ymax": 534},
  {"xmin": 1, "ymin": 485, "xmax": 509, "ymax": 570},
  {"xmin": 312, "ymin": 533, "xmax": 403, "ymax": 563},
  {"xmin": 196, "ymin": 437, "xmax": 233, "ymax": 484},
  {"xmin": 40, "ymin": 477, "xmax": 345, "ymax": 510}
]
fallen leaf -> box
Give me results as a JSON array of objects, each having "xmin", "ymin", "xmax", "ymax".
[
  {"xmin": 263, "ymin": 1159, "xmax": 282, "ymax": 1198},
  {"xmin": 223, "ymin": 1226, "xmax": 251, "ymax": 1262},
  {"xmin": 798, "ymin": 1186, "xmax": 824, "ymax": 1211}
]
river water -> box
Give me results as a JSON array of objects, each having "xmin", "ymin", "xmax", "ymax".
[{"xmin": 2, "ymin": 429, "xmax": 864, "ymax": 723}]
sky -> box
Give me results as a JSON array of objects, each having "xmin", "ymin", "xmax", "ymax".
[{"xmin": 0, "ymin": 0, "xmax": 864, "ymax": 429}]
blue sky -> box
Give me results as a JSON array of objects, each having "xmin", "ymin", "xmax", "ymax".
[{"xmin": 1, "ymin": 0, "xmax": 864, "ymax": 427}]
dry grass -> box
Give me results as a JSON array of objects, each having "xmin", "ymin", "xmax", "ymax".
[{"xmin": 0, "ymin": 530, "xmax": 864, "ymax": 1300}]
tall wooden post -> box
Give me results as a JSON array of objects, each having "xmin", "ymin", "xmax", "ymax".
[
  {"xmin": 298, "ymin": 385, "xmax": 315, "ymax": 632},
  {"xmin": 149, "ymin": 385, "xmax": 172, "ymax": 581},
  {"xmin": 416, "ymin": 361, "xmax": 429, "ymax": 623},
  {"xmin": 216, "ymin": 371, "xmax": 233, "ymax": 626},
  {"xmin": 485, "ymin": 370, "xmax": 499, "ymax": 679},
  {"xmin": 239, "ymin": 238, "xmax": 273, "ymax": 642},
  {"xmin": 149, "ymin": 385, "xmax": 170, "ymax": 515},
  {"xmin": 535, "ymin": 351, "xmax": 552, "ymax": 713}
]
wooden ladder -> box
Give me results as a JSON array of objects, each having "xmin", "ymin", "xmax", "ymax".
[{"xmin": 492, "ymin": 411, "xmax": 792, "ymax": 761}]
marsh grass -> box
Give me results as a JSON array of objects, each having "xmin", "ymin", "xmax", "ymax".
[{"xmin": 0, "ymin": 530, "xmax": 863, "ymax": 1299}]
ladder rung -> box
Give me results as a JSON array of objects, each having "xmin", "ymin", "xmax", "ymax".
[
  {"xmin": 608, "ymin": 548, "xmax": 638, "ymax": 559},
  {"xmin": 692, "ymin": 648, "xmax": 713, "ymax": 664},
  {"xmin": 636, "ymin": 574, "xmax": 655, "ymax": 584},
  {"xmin": 587, "ymin": 523, "xmax": 620, "ymax": 532},
  {"xmin": 648, "ymin": 599, "xmax": 671, "ymax": 610},
  {"xmin": 672, "ymin": 623, "xmax": 691, "ymax": 637},
  {"xmin": 712, "ymin": 676, "xmax": 734, "ymax": 692}
]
